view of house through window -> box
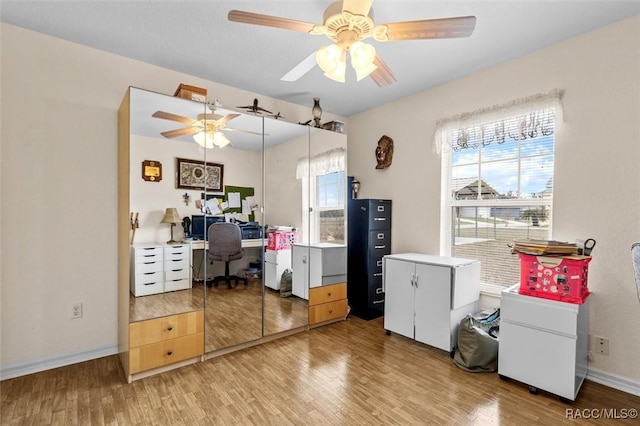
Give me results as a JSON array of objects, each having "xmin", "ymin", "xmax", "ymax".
[{"xmin": 442, "ymin": 109, "xmax": 556, "ymax": 288}]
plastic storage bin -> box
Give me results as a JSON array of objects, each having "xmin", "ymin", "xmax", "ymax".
[
  {"xmin": 267, "ymin": 231, "xmax": 299, "ymax": 251},
  {"xmin": 518, "ymin": 253, "xmax": 591, "ymax": 304}
]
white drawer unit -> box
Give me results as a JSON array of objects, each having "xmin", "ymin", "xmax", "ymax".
[
  {"xmin": 163, "ymin": 244, "xmax": 191, "ymax": 293},
  {"xmin": 498, "ymin": 284, "xmax": 589, "ymax": 401},
  {"xmin": 264, "ymin": 249, "xmax": 291, "ymax": 290},
  {"xmin": 131, "ymin": 244, "xmax": 164, "ymax": 296},
  {"xmin": 130, "ymin": 244, "xmax": 192, "ymax": 296}
]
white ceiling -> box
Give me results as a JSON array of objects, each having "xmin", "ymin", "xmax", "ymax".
[{"xmin": 1, "ymin": 0, "xmax": 638, "ymax": 117}]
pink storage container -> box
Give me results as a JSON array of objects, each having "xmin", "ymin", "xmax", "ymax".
[
  {"xmin": 518, "ymin": 253, "xmax": 591, "ymax": 304},
  {"xmin": 267, "ymin": 231, "xmax": 298, "ymax": 251}
]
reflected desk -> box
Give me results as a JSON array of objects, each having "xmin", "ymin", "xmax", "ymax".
[
  {"xmin": 189, "ymin": 239, "xmax": 265, "ymax": 251},
  {"xmin": 190, "ymin": 239, "xmax": 265, "ymax": 283}
]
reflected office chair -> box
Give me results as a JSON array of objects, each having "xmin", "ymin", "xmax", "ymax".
[{"xmin": 207, "ymin": 222, "xmax": 247, "ymax": 289}]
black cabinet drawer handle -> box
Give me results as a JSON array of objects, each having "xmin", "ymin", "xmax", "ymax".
[
  {"xmin": 167, "ymin": 325, "xmax": 173, "ymax": 331},
  {"xmin": 373, "ymin": 300, "xmax": 384, "ymax": 304},
  {"xmin": 374, "ymin": 245, "xmax": 386, "ymax": 249},
  {"xmin": 167, "ymin": 350, "xmax": 173, "ymax": 356}
]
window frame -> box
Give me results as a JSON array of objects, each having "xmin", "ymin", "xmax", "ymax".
[{"xmin": 439, "ymin": 107, "xmax": 559, "ymax": 292}]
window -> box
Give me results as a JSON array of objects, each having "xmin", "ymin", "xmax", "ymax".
[
  {"xmin": 436, "ymin": 91, "xmax": 563, "ymax": 290},
  {"xmin": 297, "ymin": 148, "xmax": 346, "ymax": 244}
]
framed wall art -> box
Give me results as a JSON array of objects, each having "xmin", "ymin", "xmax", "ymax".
[
  {"xmin": 176, "ymin": 158, "xmax": 224, "ymax": 192},
  {"xmin": 142, "ymin": 160, "xmax": 162, "ymax": 182}
]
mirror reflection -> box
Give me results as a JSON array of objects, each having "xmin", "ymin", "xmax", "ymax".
[{"xmin": 127, "ymin": 87, "xmax": 348, "ymax": 354}]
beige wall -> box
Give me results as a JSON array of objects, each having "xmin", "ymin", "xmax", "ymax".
[
  {"xmin": 0, "ymin": 23, "xmax": 343, "ymax": 376},
  {"xmin": 130, "ymin": 135, "xmax": 262, "ymax": 243},
  {"xmin": 348, "ymin": 16, "xmax": 640, "ymax": 383}
]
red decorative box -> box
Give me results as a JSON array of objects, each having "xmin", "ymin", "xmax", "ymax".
[
  {"xmin": 267, "ymin": 231, "xmax": 298, "ymax": 251},
  {"xmin": 518, "ymin": 253, "xmax": 591, "ymax": 304}
]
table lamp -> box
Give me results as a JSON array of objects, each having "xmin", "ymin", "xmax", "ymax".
[{"xmin": 161, "ymin": 208, "xmax": 182, "ymax": 244}]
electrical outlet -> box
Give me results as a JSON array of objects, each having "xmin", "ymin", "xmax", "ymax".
[
  {"xmin": 71, "ymin": 303, "xmax": 83, "ymax": 319},
  {"xmin": 593, "ymin": 335, "xmax": 609, "ymax": 355}
]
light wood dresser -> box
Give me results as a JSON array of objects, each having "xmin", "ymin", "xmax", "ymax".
[
  {"xmin": 128, "ymin": 310, "xmax": 204, "ymax": 380},
  {"xmin": 308, "ymin": 282, "xmax": 348, "ymax": 326}
]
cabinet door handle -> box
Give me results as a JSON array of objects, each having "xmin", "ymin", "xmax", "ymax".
[
  {"xmin": 373, "ymin": 273, "xmax": 382, "ymax": 277},
  {"xmin": 328, "ymin": 310, "xmax": 333, "ymax": 314},
  {"xmin": 374, "ymin": 217, "xmax": 386, "ymax": 221},
  {"xmin": 167, "ymin": 350, "xmax": 173, "ymax": 356},
  {"xmin": 167, "ymin": 325, "xmax": 173, "ymax": 331},
  {"xmin": 414, "ymin": 275, "xmax": 419, "ymax": 288},
  {"xmin": 374, "ymin": 245, "xmax": 386, "ymax": 249},
  {"xmin": 327, "ymin": 292, "xmax": 332, "ymax": 297}
]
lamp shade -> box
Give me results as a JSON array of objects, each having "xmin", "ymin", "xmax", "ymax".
[{"xmin": 161, "ymin": 208, "xmax": 182, "ymax": 224}]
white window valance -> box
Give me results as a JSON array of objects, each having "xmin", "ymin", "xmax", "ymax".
[
  {"xmin": 433, "ymin": 89, "xmax": 564, "ymax": 155},
  {"xmin": 296, "ymin": 147, "xmax": 346, "ymax": 179}
]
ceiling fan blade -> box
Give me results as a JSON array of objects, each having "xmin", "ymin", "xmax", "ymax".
[
  {"xmin": 369, "ymin": 55, "xmax": 396, "ymax": 87},
  {"xmin": 152, "ymin": 111, "xmax": 196, "ymax": 125},
  {"xmin": 383, "ymin": 16, "xmax": 476, "ymax": 41},
  {"xmin": 160, "ymin": 127, "xmax": 200, "ymax": 138},
  {"xmin": 281, "ymin": 52, "xmax": 317, "ymax": 82},
  {"xmin": 215, "ymin": 113, "xmax": 241, "ymax": 125},
  {"xmin": 223, "ymin": 128, "xmax": 262, "ymax": 136},
  {"xmin": 228, "ymin": 10, "xmax": 316, "ymax": 33},
  {"xmin": 342, "ymin": 0, "xmax": 373, "ymax": 16}
]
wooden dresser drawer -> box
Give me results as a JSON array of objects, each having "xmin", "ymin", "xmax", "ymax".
[
  {"xmin": 309, "ymin": 299, "xmax": 348, "ymax": 324},
  {"xmin": 309, "ymin": 282, "xmax": 346, "ymax": 305},
  {"xmin": 130, "ymin": 310, "xmax": 203, "ymax": 348},
  {"xmin": 129, "ymin": 332, "xmax": 204, "ymax": 374}
]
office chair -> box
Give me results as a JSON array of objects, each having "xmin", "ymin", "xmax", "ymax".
[{"xmin": 207, "ymin": 222, "xmax": 247, "ymax": 289}]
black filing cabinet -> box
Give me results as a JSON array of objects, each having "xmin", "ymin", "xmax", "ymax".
[{"xmin": 347, "ymin": 198, "xmax": 391, "ymax": 319}]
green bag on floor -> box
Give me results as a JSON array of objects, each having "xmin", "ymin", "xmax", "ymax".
[
  {"xmin": 453, "ymin": 308, "xmax": 500, "ymax": 373},
  {"xmin": 280, "ymin": 268, "xmax": 293, "ymax": 298}
]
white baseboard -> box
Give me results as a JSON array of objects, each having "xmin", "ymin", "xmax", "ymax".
[
  {"xmin": 0, "ymin": 345, "xmax": 118, "ymax": 381},
  {"xmin": 587, "ymin": 368, "xmax": 640, "ymax": 396}
]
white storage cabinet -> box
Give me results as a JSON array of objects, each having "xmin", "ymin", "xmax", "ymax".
[
  {"xmin": 163, "ymin": 244, "xmax": 191, "ymax": 292},
  {"xmin": 383, "ymin": 253, "xmax": 480, "ymax": 353},
  {"xmin": 130, "ymin": 244, "xmax": 164, "ymax": 296},
  {"xmin": 264, "ymin": 249, "xmax": 291, "ymax": 290},
  {"xmin": 498, "ymin": 284, "xmax": 589, "ymax": 401},
  {"xmin": 130, "ymin": 243, "xmax": 191, "ymax": 296}
]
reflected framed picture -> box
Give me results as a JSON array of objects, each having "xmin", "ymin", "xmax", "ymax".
[{"xmin": 176, "ymin": 158, "xmax": 224, "ymax": 192}]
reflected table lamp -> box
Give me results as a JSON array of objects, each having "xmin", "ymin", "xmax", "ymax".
[{"xmin": 161, "ymin": 207, "xmax": 182, "ymax": 244}]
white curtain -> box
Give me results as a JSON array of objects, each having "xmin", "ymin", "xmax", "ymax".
[
  {"xmin": 296, "ymin": 147, "xmax": 346, "ymax": 179},
  {"xmin": 433, "ymin": 89, "xmax": 564, "ymax": 155}
]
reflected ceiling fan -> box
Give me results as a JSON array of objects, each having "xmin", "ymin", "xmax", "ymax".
[
  {"xmin": 228, "ymin": 0, "xmax": 476, "ymax": 86},
  {"xmin": 152, "ymin": 108, "xmax": 260, "ymax": 149}
]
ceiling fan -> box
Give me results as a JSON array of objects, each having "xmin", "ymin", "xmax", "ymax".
[
  {"xmin": 152, "ymin": 108, "xmax": 260, "ymax": 149},
  {"xmin": 228, "ymin": 0, "xmax": 476, "ymax": 86}
]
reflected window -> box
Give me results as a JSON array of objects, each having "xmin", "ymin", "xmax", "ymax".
[{"xmin": 297, "ymin": 148, "xmax": 346, "ymax": 244}]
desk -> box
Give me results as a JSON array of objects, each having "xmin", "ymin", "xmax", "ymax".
[
  {"xmin": 189, "ymin": 239, "xmax": 264, "ymax": 250},
  {"xmin": 190, "ymin": 239, "xmax": 265, "ymax": 282}
]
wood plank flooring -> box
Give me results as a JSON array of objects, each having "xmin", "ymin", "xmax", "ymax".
[{"xmin": 2, "ymin": 316, "xmax": 638, "ymax": 425}]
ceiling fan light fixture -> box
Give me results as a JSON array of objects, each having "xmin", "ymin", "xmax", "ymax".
[
  {"xmin": 212, "ymin": 131, "xmax": 231, "ymax": 148},
  {"xmin": 193, "ymin": 130, "xmax": 230, "ymax": 149},
  {"xmin": 193, "ymin": 131, "xmax": 214, "ymax": 149},
  {"xmin": 350, "ymin": 41, "xmax": 377, "ymax": 80},
  {"xmin": 316, "ymin": 44, "xmax": 345, "ymax": 75}
]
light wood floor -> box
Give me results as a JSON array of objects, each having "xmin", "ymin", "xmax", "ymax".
[{"xmin": 2, "ymin": 316, "xmax": 638, "ymax": 425}]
